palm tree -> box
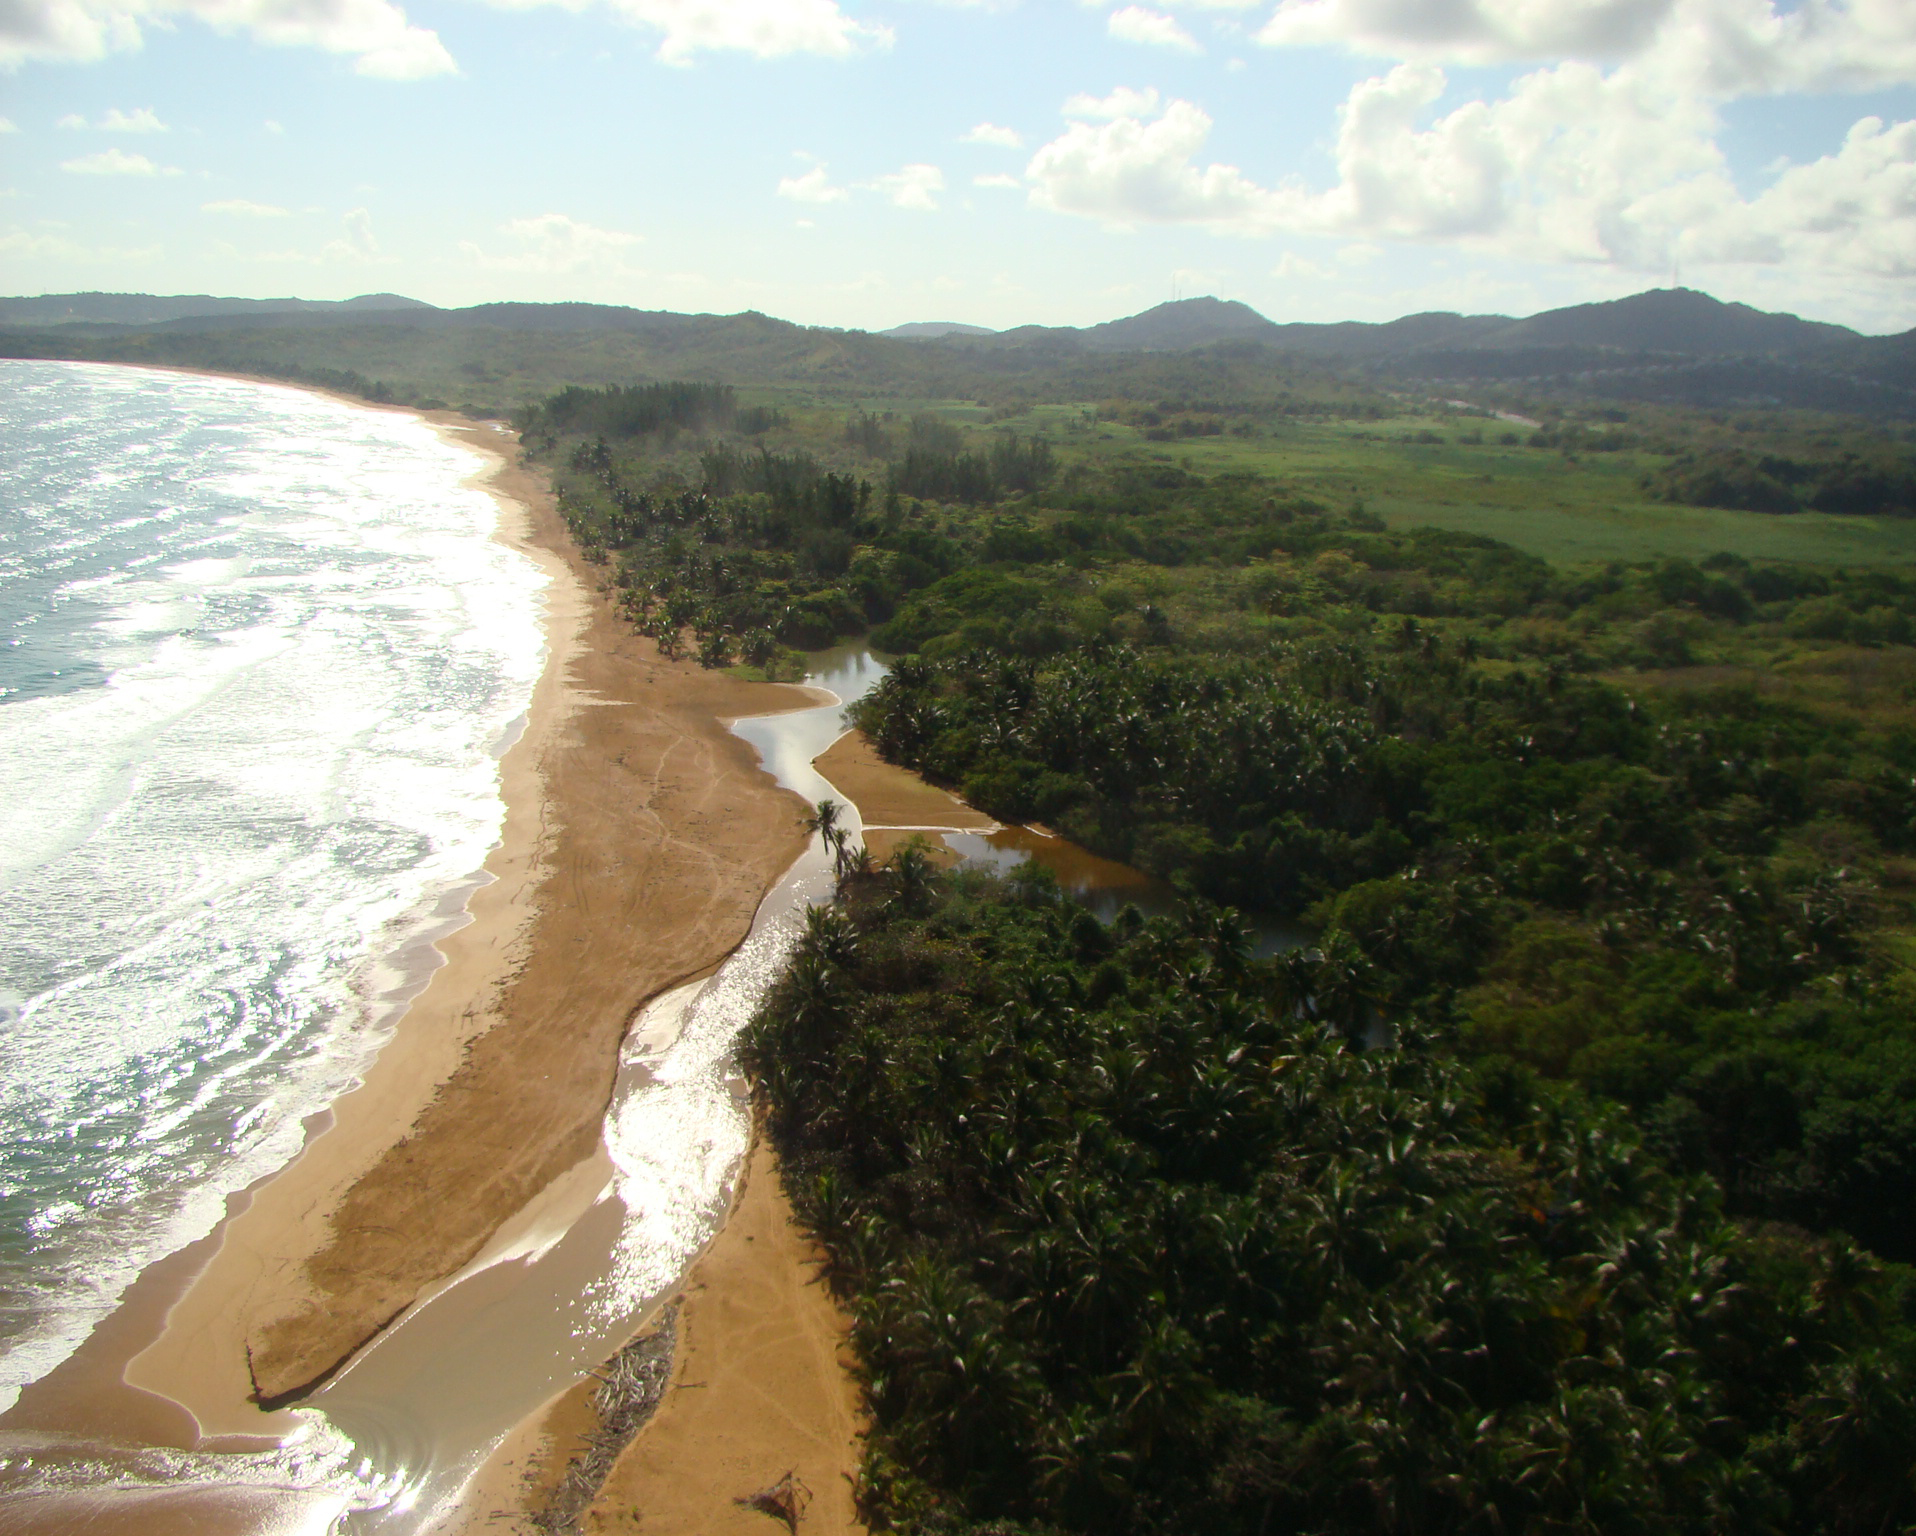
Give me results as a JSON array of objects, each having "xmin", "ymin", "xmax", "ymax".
[
  {"xmin": 803, "ymin": 798, "xmax": 846, "ymax": 871},
  {"xmin": 885, "ymin": 840, "xmax": 937, "ymax": 914}
]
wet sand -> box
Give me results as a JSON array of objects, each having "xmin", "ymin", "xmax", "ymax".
[
  {"xmin": 0, "ymin": 391, "xmax": 826, "ymax": 1528},
  {"xmin": 813, "ymin": 729, "xmax": 996, "ymax": 866},
  {"xmin": 557, "ymin": 729, "xmax": 993, "ymax": 1533},
  {"xmin": 130, "ymin": 424, "xmax": 820, "ymax": 1411}
]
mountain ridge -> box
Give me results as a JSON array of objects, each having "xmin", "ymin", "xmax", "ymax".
[{"xmin": 3, "ymin": 286, "xmax": 1910, "ymax": 416}]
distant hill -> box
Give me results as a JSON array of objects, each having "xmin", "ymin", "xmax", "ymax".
[
  {"xmin": 1483, "ymin": 288, "xmax": 1854, "ymax": 355},
  {"xmin": 1081, "ymin": 297, "xmax": 1280, "ymax": 351},
  {"xmin": 0, "ymin": 292, "xmax": 433, "ymax": 327},
  {"xmin": 881, "ymin": 322, "xmax": 996, "ymax": 339},
  {"xmin": 2, "ymin": 284, "xmax": 1910, "ymax": 416}
]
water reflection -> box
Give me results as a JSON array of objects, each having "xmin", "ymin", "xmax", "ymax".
[{"xmin": 938, "ymin": 828, "xmax": 1305, "ymax": 957}]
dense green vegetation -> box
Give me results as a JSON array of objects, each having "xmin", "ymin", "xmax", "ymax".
[
  {"xmin": 540, "ymin": 387, "xmax": 1916, "ymax": 1274},
  {"xmin": 746, "ymin": 863, "xmax": 1916, "ymax": 1535},
  {"xmin": 852, "ymin": 607, "xmax": 1916, "ymax": 1263},
  {"xmin": 1643, "ymin": 445, "xmax": 1916, "ymax": 518},
  {"xmin": 525, "ymin": 369, "xmax": 1916, "ymax": 1532}
]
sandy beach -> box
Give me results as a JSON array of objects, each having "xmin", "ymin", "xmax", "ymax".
[
  {"xmin": 580, "ymin": 1135, "xmax": 866, "ymax": 1535},
  {"xmin": 0, "ymin": 386, "xmax": 837, "ymax": 1530},
  {"xmin": 130, "ymin": 416, "xmax": 825, "ymax": 1408},
  {"xmin": 0, "ymin": 370, "xmax": 1004, "ymax": 1536},
  {"xmin": 527, "ymin": 729, "xmax": 998, "ymax": 1533}
]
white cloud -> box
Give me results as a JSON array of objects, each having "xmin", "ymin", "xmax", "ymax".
[
  {"xmin": 962, "ymin": 121, "xmax": 1023, "ymax": 148},
  {"xmin": 777, "ymin": 163, "xmax": 849, "ymax": 202},
  {"xmin": 973, "ymin": 171, "xmax": 1022, "ymax": 187},
  {"xmin": 1108, "ymin": 5, "xmax": 1201, "ymax": 50},
  {"xmin": 58, "ymin": 106, "xmax": 170, "ymax": 131},
  {"xmin": 1272, "ymin": 251, "xmax": 1333, "ymax": 279},
  {"xmin": 202, "ymin": 197, "xmax": 291, "ymax": 215},
  {"xmin": 322, "ymin": 205, "xmax": 381, "ymax": 260},
  {"xmin": 869, "ymin": 163, "xmax": 946, "ymax": 210},
  {"xmin": 478, "ymin": 0, "xmax": 892, "ymax": 66},
  {"xmin": 264, "ymin": 119, "xmax": 284, "ymax": 133},
  {"xmin": 1023, "ymin": 66, "xmax": 1916, "ymax": 280},
  {"xmin": 1, "ymin": 0, "xmax": 456, "ymax": 79},
  {"xmin": 1063, "ymin": 86, "xmax": 1163, "ymax": 119},
  {"xmin": 1256, "ymin": 0, "xmax": 1916, "ymax": 95},
  {"xmin": 1703, "ymin": 115, "xmax": 1916, "ymax": 276},
  {"xmin": 0, "ymin": 118, "xmax": 17, "ymax": 133},
  {"xmin": 462, "ymin": 212, "xmax": 643, "ymax": 272},
  {"xmin": 0, "ymin": 227, "xmax": 161, "ymax": 262},
  {"xmin": 60, "ymin": 147, "xmax": 179, "ymax": 175},
  {"xmin": 99, "ymin": 107, "xmax": 167, "ymax": 131},
  {"xmin": 1259, "ymin": 0, "xmax": 1680, "ymax": 66},
  {"xmin": 1027, "ymin": 97, "xmax": 1267, "ymax": 227}
]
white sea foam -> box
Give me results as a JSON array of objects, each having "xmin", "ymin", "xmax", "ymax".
[{"xmin": 0, "ymin": 362, "xmax": 548, "ymax": 1414}]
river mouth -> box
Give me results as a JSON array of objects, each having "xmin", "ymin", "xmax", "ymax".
[
  {"xmin": 308, "ymin": 641, "xmax": 1293, "ymax": 1531},
  {"xmin": 294, "ymin": 646, "xmax": 895, "ymax": 1532},
  {"xmin": 6, "ymin": 645, "xmax": 1293, "ymax": 1536}
]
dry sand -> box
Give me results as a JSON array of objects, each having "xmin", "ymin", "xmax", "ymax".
[
  {"xmin": 0, "ymin": 372, "xmax": 912, "ymax": 1536},
  {"xmin": 2, "ymin": 394, "xmax": 827, "ymax": 1499},
  {"xmin": 557, "ymin": 733, "xmax": 997, "ymax": 1533},
  {"xmin": 123, "ymin": 421, "xmax": 824, "ymax": 1418},
  {"xmin": 582, "ymin": 1135, "xmax": 866, "ymax": 1536}
]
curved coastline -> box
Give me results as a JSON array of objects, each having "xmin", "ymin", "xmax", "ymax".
[{"xmin": 0, "ymin": 374, "xmax": 829, "ymax": 1534}]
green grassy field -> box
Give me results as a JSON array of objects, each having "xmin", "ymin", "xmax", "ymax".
[{"xmin": 947, "ymin": 401, "xmax": 1916, "ymax": 570}]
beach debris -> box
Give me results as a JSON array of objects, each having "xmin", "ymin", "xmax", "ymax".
[
  {"xmin": 528, "ymin": 1303, "xmax": 680, "ymax": 1533},
  {"xmin": 736, "ymin": 1469, "xmax": 812, "ymax": 1533}
]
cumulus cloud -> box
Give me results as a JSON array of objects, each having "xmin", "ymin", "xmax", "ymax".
[
  {"xmin": 1063, "ymin": 85, "xmax": 1162, "ymax": 119},
  {"xmin": 462, "ymin": 212, "xmax": 643, "ymax": 272},
  {"xmin": 100, "ymin": 106, "xmax": 166, "ymax": 130},
  {"xmin": 777, "ymin": 162, "xmax": 849, "ymax": 202},
  {"xmin": 59, "ymin": 106, "xmax": 168, "ymax": 130},
  {"xmin": 973, "ymin": 171, "xmax": 1022, "ymax": 187},
  {"xmin": 0, "ymin": 227, "xmax": 161, "ymax": 262},
  {"xmin": 478, "ymin": 0, "xmax": 891, "ymax": 66},
  {"xmin": 1256, "ymin": 0, "xmax": 1916, "ymax": 95},
  {"xmin": 61, "ymin": 147, "xmax": 178, "ymax": 174},
  {"xmin": 1259, "ymin": 0, "xmax": 1680, "ymax": 65},
  {"xmin": 869, "ymin": 163, "xmax": 945, "ymax": 210},
  {"xmin": 2, "ymin": 0, "xmax": 456, "ymax": 78},
  {"xmin": 0, "ymin": 118, "xmax": 17, "ymax": 133},
  {"xmin": 322, "ymin": 205, "xmax": 381, "ymax": 260},
  {"xmin": 1108, "ymin": 5, "xmax": 1201, "ymax": 50},
  {"xmin": 962, "ymin": 121, "xmax": 1023, "ymax": 148},
  {"xmin": 202, "ymin": 197, "xmax": 290, "ymax": 215},
  {"xmin": 1021, "ymin": 71, "xmax": 1916, "ymax": 278},
  {"xmin": 1029, "ymin": 98, "xmax": 1268, "ymax": 227},
  {"xmin": 1706, "ymin": 116, "xmax": 1916, "ymax": 276}
]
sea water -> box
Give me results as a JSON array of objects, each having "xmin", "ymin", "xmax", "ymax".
[{"xmin": 0, "ymin": 361, "xmax": 548, "ymax": 1417}]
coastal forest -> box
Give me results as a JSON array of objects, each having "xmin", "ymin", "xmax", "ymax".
[
  {"xmin": 7, "ymin": 288, "xmax": 1915, "ymax": 1530},
  {"xmin": 521, "ymin": 368, "xmax": 1916, "ymax": 1535}
]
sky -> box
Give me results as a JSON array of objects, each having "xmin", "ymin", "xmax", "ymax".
[{"xmin": 1, "ymin": 0, "xmax": 1914, "ymax": 334}]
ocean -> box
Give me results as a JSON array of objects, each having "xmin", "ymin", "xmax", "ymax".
[{"xmin": 0, "ymin": 360, "xmax": 549, "ymax": 1416}]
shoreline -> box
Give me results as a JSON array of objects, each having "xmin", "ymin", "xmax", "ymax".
[
  {"xmin": 0, "ymin": 366, "xmax": 830, "ymax": 1532},
  {"xmin": 546, "ymin": 729, "xmax": 995, "ymax": 1534}
]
